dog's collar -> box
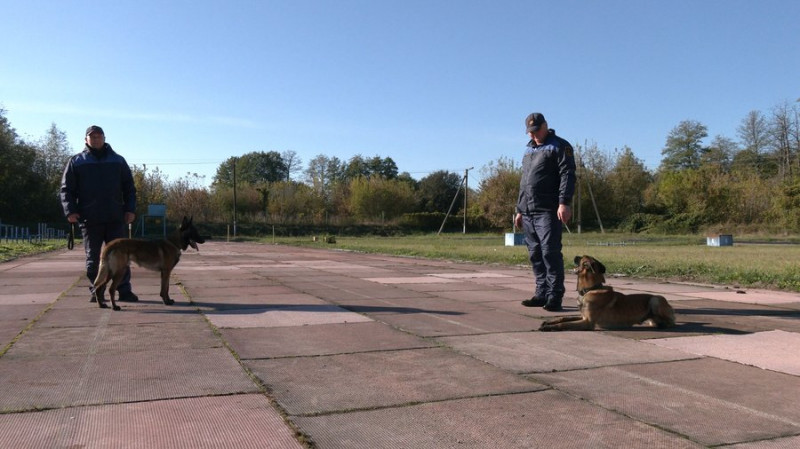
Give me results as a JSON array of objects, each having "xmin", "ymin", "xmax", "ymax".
[{"xmin": 579, "ymin": 284, "xmax": 606, "ymax": 296}]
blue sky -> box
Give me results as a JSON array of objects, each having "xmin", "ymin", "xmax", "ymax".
[{"xmin": 2, "ymin": 0, "xmax": 798, "ymax": 188}]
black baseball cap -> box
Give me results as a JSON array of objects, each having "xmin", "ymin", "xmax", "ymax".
[
  {"xmin": 86, "ymin": 125, "xmax": 104, "ymax": 136},
  {"xmin": 525, "ymin": 113, "xmax": 546, "ymax": 133}
]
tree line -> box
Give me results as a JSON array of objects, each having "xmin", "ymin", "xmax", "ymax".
[{"xmin": 2, "ymin": 100, "xmax": 799, "ymax": 235}]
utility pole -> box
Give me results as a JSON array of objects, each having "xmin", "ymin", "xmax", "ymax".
[
  {"xmin": 232, "ymin": 157, "xmax": 238, "ymax": 238},
  {"xmin": 463, "ymin": 167, "xmax": 473, "ymax": 234}
]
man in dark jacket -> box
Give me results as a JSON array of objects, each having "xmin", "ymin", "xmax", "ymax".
[
  {"xmin": 60, "ymin": 125, "xmax": 138, "ymax": 302},
  {"xmin": 514, "ymin": 113, "xmax": 576, "ymax": 311}
]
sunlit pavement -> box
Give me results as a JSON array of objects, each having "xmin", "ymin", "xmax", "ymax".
[{"xmin": 1, "ymin": 241, "xmax": 799, "ymax": 448}]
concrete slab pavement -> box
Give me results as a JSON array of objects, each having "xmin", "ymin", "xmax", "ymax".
[{"xmin": 1, "ymin": 241, "xmax": 799, "ymax": 448}]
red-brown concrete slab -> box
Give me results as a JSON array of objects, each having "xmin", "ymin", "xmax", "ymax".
[
  {"xmin": 36, "ymin": 300, "xmax": 204, "ymax": 327},
  {"xmin": 5, "ymin": 320, "xmax": 222, "ymax": 359},
  {"xmin": 246, "ymin": 348, "xmax": 545, "ymax": 415},
  {"xmin": 648, "ymin": 330, "xmax": 800, "ymax": 376},
  {"xmin": 349, "ymin": 300, "xmax": 540, "ymax": 336},
  {"xmin": 430, "ymin": 287, "xmax": 515, "ymax": 303},
  {"xmin": 204, "ymin": 304, "xmax": 373, "ymax": 329},
  {"xmin": 220, "ymin": 321, "xmax": 436, "ymax": 359},
  {"xmin": 0, "ymin": 292, "xmax": 60, "ymax": 305},
  {"xmin": 0, "ymin": 347, "xmax": 258, "ymax": 412},
  {"xmin": 684, "ymin": 288, "xmax": 800, "ymax": 305},
  {"xmin": 0, "ymin": 394, "xmax": 304, "ymax": 449},
  {"xmin": 298, "ymin": 285, "xmax": 433, "ymax": 302},
  {"xmin": 724, "ymin": 435, "xmax": 800, "ymax": 448},
  {"xmin": 293, "ymin": 390, "xmax": 704, "ymax": 449},
  {"xmin": 365, "ymin": 276, "xmax": 461, "ymax": 284},
  {"xmin": 438, "ymin": 332, "xmax": 698, "ymax": 373},
  {"xmin": 532, "ymin": 359, "xmax": 800, "ymax": 446}
]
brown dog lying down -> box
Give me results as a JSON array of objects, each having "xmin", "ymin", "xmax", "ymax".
[{"xmin": 539, "ymin": 255, "xmax": 675, "ymax": 331}]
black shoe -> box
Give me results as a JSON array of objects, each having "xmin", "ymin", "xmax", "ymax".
[
  {"xmin": 522, "ymin": 297, "xmax": 547, "ymax": 307},
  {"xmin": 118, "ymin": 291, "xmax": 139, "ymax": 302},
  {"xmin": 543, "ymin": 301, "xmax": 563, "ymax": 312}
]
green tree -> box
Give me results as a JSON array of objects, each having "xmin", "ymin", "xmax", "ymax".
[
  {"xmin": 348, "ymin": 177, "xmax": 416, "ymax": 220},
  {"xmin": 0, "ymin": 109, "xmax": 47, "ymax": 222},
  {"xmin": 417, "ymin": 170, "xmax": 462, "ymax": 213},
  {"xmin": 660, "ymin": 120, "xmax": 708, "ymax": 171},
  {"xmin": 734, "ymin": 110, "xmax": 776, "ymax": 177},
  {"xmin": 606, "ymin": 146, "xmax": 652, "ymax": 224},
  {"xmin": 475, "ymin": 157, "xmax": 520, "ymax": 230},
  {"xmin": 213, "ymin": 151, "xmax": 289, "ymax": 187}
]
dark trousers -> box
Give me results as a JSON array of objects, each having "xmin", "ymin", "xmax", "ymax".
[
  {"xmin": 81, "ymin": 221, "xmax": 132, "ymax": 294},
  {"xmin": 520, "ymin": 211, "xmax": 565, "ymax": 301}
]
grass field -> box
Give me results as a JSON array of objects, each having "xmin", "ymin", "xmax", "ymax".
[{"xmin": 265, "ymin": 232, "xmax": 800, "ymax": 292}]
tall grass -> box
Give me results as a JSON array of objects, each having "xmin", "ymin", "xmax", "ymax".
[{"xmin": 266, "ymin": 232, "xmax": 800, "ymax": 292}]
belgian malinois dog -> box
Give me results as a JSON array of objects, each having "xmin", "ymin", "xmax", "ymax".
[
  {"xmin": 539, "ymin": 255, "xmax": 675, "ymax": 331},
  {"xmin": 93, "ymin": 216, "xmax": 205, "ymax": 311}
]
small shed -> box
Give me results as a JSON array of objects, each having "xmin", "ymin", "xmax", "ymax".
[
  {"xmin": 707, "ymin": 234, "xmax": 733, "ymax": 247},
  {"xmin": 142, "ymin": 204, "xmax": 167, "ymax": 238},
  {"xmin": 505, "ymin": 233, "xmax": 525, "ymax": 246}
]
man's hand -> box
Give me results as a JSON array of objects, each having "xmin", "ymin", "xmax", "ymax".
[
  {"xmin": 125, "ymin": 212, "xmax": 136, "ymax": 224},
  {"xmin": 67, "ymin": 213, "xmax": 80, "ymax": 223},
  {"xmin": 514, "ymin": 212, "xmax": 523, "ymax": 229},
  {"xmin": 557, "ymin": 205, "xmax": 572, "ymax": 224}
]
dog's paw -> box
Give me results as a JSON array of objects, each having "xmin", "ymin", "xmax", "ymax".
[
  {"xmin": 112, "ymin": 305, "xmax": 121, "ymax": 311},
  {"xmin": 163, "ymin": 298, "xmax": 175, "ymax": 305},
  {"xmin": 538, "ymin": 324, "xmax": 553, "ymax": 332},
  {"xmin": 98, "ymin": 302, "xmax": 108, "ymax": 309}
]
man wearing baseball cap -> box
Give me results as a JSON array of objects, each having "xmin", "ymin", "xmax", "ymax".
[
  {"xmin": 60, "ymin": 125, "xmax": 138, "ymax": 303},
  {"xmin": 515, "ymin": 113, "xmax": 576, "ymax": 311}
]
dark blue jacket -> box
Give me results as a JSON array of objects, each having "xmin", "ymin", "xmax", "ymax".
[
  {"xmin": 60, "ymin": 143, "xmax": 136, "ymax": 224},
  {"xmin": 516, "ymin": 130, "xmax": 576, "ymax": 213}
]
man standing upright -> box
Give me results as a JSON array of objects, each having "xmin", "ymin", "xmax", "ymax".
[
  {"xmin": 60, "ymin": 125, "xmax": 138, "ymax": 302},
  {"xmin": 514, "ymin": 113, "xmax": 576, "ymax": 311}
]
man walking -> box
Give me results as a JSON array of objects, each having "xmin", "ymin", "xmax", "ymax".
[
  {"xmin": 60, "ymin": 125, "xmax": 138, "ymax": 302},
  {"xmin": 514, "ymin": 113, "xmax": 576, "ymax": 311}
]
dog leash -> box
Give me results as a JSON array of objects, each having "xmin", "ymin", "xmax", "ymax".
[{"xmin": 67, "ymin": 223, "xmax": 75, "ymax": 250}]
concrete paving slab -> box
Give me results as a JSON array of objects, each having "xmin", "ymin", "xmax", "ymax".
[
  {"xmin": 293, "ymin": 390, "xmax": 704, "ymax": 449},
  {"xmin": 0, "ymin": 292, "xmax": 60, "ymax": 305},
  {"xmin": 0, "ymin": 347, "xmax": 258, "ymax": 412},
  {"xmin": 0, "ymin": 394, "xmax": 304, "ymax": 449},
  {"xmin": 299, "ymin": 285, "xmax": 433, "ymax": 302},
  {"xmin": 430, "ymin": 288, "xmax": 515, "ymax": 303},
  {"xmin": 246, "ymin": 348, "xmax": 545, "ymax": 415},
  {"xmin": 647, "ymin": 330, "xmax": 800, "ymax": 376},
  {"xmin": 5, "ymin": 320, "xmax": 221, "ymax": 358},
  {"xmin": 221, "ymin": 321, "xmax": 435, "ymax": 359},
  {"xmin": 532, "ymin": 359, "xmax": 800, "ymax": 446},
  {"xmin": 684, "ymin": 288, "xmax": 800, "ymax": 305},
  {"xmin": 350, "ymin": 301, "xmax": 540, "ymax": 336},
  {"xmin": 205, "ymin": 304, "xmax": 373, "ymax": 329},
  {"xmin": 669, "ymin": 299, "xmax": 800, "ymax": 334},
  {"xmin": 438, "ymin": 332, "xmax": 698, "ymax": 373},
  {"xmin": 365, "ymin": 276, "xmax": 461, "ymax": 284},
  {"xmin": 36, "ymin": 302, "xmax": 204, "ymax": 327},
  {"xmin": 724, "ymin": 435, "xmax": 800, "ymax": 448},
  {"xmin": 189, "ymin": 291, "xmax": 328, "ymax": 309},
  {"xmin": 428, "ymin": 271, "xmax": 515, "ymax": 279}
]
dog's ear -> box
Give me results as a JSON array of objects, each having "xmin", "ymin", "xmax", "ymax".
[
  {"xmin": 574, "ymin": 256, "xmax": 582, "ymax": 266},
  {"xmin": 595, "ymin": 261, "xmax": 606, "ymax": 274}
]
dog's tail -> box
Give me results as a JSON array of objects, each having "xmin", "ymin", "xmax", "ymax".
[
  {"xmin": 649, "ymin": 296, "xmax": 676, "ymax": 328},
  {"xmin": 93, "ymin": 250, "xmax": 113, "ymax": 292}
]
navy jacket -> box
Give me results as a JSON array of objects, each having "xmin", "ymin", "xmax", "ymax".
[
  {"xmin": 516, "ymin": 130, "xmax": 576, "ymax": 213},
  {"xmin": 60, "ymin": 143, "xmax": 136, "ymax": 224}
]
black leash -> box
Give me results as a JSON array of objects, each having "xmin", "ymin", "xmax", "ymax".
[{"xmin": 67, "ymin": 223, "xmax": 75, "ymax": 250}]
